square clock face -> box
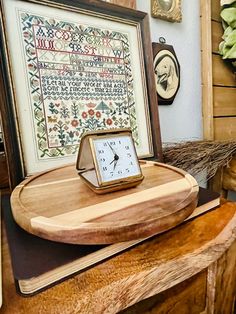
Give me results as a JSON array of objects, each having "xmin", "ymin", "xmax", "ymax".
[{"xmin": 92, "ymin": 134, "xmax": 141, "ymax": 184}]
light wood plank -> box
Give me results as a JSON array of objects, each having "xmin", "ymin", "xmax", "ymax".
[
  {"xmin": 214, "ymin": 117, "xmax": 236, "ymax": 140},
  {"xmin": 212, "ymin": 54, "xmax": 236, "ymax": 87},
  {"xmin": 212, "ymin": 20, "xmax": 223, "ymax": 54},
  {"xmin": 201, "ymin": 0, "xmax": 214, "ymax": 140},
  {"xmin": 213, "ymin": 86, "xmax": 236, "ymax": 117}
]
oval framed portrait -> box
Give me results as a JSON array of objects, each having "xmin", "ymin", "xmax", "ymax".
[{"xmin": 152, "ymin": 43, "xmax": 180, "ymax": 105}]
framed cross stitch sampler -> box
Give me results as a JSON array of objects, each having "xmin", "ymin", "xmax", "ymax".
[{"xmin": 0, "ymin": 0, "xmax": 162, "ymax": 189}]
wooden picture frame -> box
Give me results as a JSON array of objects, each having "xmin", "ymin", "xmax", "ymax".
[
  {"xmin": 152, "ymin": 42, "xmax": 180, "ymax": 105},
  {"xmin": 0, "ymin": 0, "xmax": 162, "ymax": 189},
  {"xmin": 101, "ymin": 0, "xmax": 136, "ymax": 10},
  {"xmin": 151, "ymin": 0, "xmax": 182, "ymax": 23}
]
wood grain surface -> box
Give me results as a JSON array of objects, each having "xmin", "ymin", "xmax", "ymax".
[
  {"xmin": 211, "ymin": 0, "xmax": 221, "ymax": 22},
  {"xmin": 212, "ymin": 54, "xmax": 236, "ymax": 87},
  {"xmin": 2, "ymin": 201, "xmax": 236, "ymax": 313},
  {"xmin": 207, "ymin": 241, "xmax": 236, "ymax": 314},
  {"xmin": 214, "ymin": 117, "xmax": 236, "ymax": 140},
  {"xmin": 212, "ymin": 20, "xmax": 222, "ymax": 54},
  {"xmin": 10, "ymin": 161, "xmax": 198, "ymax": 244},
  {"xmin": 201, "ymin": 0, "xmax": 236, "ymax": 141},
  {"xmin": 200, "ymin": 0, "xmax": 213, "ymax": 140},
  {"xmin": 121, "ymin": 271, "xmax": 207, "ymax": 314},
  {"xmin": 201, "ymin": 0, "xmax": 236, "ymax": 197},
  {"xmin": 213, "ymin": 87, "xmax": 236, "ymax": 117}
]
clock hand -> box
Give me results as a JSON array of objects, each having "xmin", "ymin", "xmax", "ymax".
[
  {"xmin": 108, "ymin": 142, "xmax": 116, "ymax": 155},
  {"xmin": 110, "ymin": 159, "xmax": 115, "ymax": 165},
  {"xmin": 110, "ymin": 153, "xmax": 119, "ymax": 165},
  {"xmin": 113, "ymin": 159, "xmax": 118, "ymax": 171}
]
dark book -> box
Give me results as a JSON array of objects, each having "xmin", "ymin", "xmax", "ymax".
[
  {"xmin": 2, "ymin": 187, "xmax": 220, "ymax": 296},
  {"xmin": 188, "ymin": 187, "xmax": 220, "ymax": 220}
]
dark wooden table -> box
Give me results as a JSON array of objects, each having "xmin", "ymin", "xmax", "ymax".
[{"xmin": 1, "ymin": 200, "xmax": 236, "ymax": 314}]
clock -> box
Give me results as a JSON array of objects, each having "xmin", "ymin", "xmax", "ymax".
[{"xmin": 76, "ymin": 128, "xmax": 144, "ymax": 194}]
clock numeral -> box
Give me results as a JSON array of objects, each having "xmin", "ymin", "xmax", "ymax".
[
  {"xmin": 98, "ymin": 150, "xmax": 104, "ymax": 154},
  {"xmin": 127, "ymin": 153, "xmax": 131, "ymax": 158},
  {"xmin": 103, "ymin": 166, "xmax": 107, "ymax": 171},
  {"xmin": 109, "ymin": 141, "xmax": 115, "ymax": 146},
  {"xmin": 119, "ymin": 140, "xmax": 121, "ymax": 144},
  {"xmin": 103, "ymin": 143, "xmax": 108, "ymax": 147},
  {"xmin": 118, "ymin": 170, "xmax": 122, "ymax": 174},
  {"xmin": 100, "ymin": 158, "xmax": 105, "ymax": 162},
  {"xmin": 126, "ymin": 168, "xmax": 130, "ymax": 173},
  {"xmin": 125, "ymin": 146, "xmax": 130, "ymax": 150},
  {"xmin": 130, "ymin": 161, "xmax": 133, "ymax": 166}
]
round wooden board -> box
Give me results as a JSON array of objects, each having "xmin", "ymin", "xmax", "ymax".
[{"xmin": 11, "ymin": 161, "xmax": 199, "ymax": 244}]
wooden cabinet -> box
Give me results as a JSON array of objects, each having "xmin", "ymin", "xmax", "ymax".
[
  {"xmin": 121, "ymin": 271, "xmax": 207, "ymax": 314},
  {"xmin": 122, "ymin": 241, "xmax": 236, "ymax": 314}
]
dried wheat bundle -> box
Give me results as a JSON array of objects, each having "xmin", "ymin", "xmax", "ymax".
[{"xmin": 163, "ymin": 140, "xmax": 236, "ymax": 180}]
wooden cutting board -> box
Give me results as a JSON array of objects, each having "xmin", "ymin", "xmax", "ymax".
[{"xmin": 10, "ymin": 161, "xmax": 199, "ymax": 244}]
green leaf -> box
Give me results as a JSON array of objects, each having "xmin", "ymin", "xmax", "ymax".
[{"xmin": 221, "ymin": 7, "xmax": 236, "ymax": 28}]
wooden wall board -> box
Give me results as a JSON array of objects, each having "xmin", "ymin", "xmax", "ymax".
[
  {"xmin": 201, "ymin": 82, "xmax": 214, "ymax": 140},
  {"xmin": 211, "ymin": 0, "xmax": 221, "ymax": 22},
  {"xmin": 201, "ymin": 0, "xmax": 236, "ymax": 141},
  {"xmin": 212, "ymin": 55, "xmax": 236, "ymax": 87},
  {"xmin": 213, "ymin": 87, "xmax": 236, "ymax": 117},
  {"xmin": 200, "ymin": 0, "xmax": 214, "ymax": 140},
  {"xmin": 214, "ymin": 117, "xmax": 236, "ymax": 140},
  {"xmin": 212, "ymin": 20, "xmax": 223, "ymax": 54}
]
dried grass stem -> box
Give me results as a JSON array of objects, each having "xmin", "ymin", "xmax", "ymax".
[{"xmin": 163, "ymin": 140, "xmax": 236, "ymax": 180}]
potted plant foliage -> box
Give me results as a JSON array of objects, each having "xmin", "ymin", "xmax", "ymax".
[{"xmin": 219, "ymin": 0, "xmax": 236, "ymax": 69}]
